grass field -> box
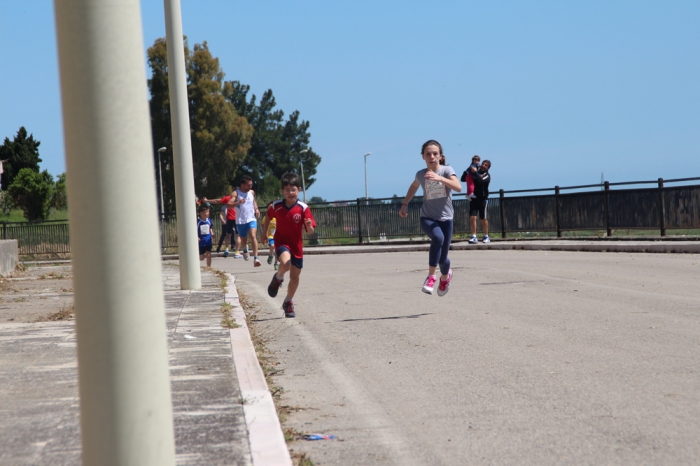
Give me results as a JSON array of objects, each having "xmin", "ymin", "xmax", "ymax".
[{"xmin": 0, "ymin": 209, "xmax": 68, "ymax": 223}]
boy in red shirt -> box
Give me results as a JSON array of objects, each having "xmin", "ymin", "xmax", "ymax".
[{"xmin": 261, "ymin": 173, "xmax": 316, "ymax": 318}]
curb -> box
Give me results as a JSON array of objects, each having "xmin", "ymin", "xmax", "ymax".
[
  {"xmin": 300, "ymin": 241, "xmax": 700, "ymax": 255},
  {"xmin": 225, "ymin": 274, "xmax": 292, "ymax": 466},
  {"xmin": 20, "ymin": 240, "xmax": 700, "ymax": 266}
]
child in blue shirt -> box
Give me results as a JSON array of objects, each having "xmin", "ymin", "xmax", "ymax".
[{"xmin": 197, "ymin": 205, "xmax": 214, "ymax": 267}]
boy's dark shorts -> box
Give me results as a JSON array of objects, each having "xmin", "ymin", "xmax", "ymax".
[
  {"xmin": 469, "ymin": 199, "xmax": 489, "ymax": 219},
  {"xmin": 225, "ymin": 219, "xmax": 238, "ymax": 235},
  {"xmin": 199, "ymin": 244, "xmax": 212, "ymax": 255},
  {"xmin": 276, "ymin": 245, "xmax": 303, "ymax": 269}
]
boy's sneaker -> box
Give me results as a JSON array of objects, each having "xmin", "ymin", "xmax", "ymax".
[
  {"xmin": 254, "ymin": 257, "xmax": 261, "ymax": 267},
  {"xmin": 243, "ymin": 250, "xmax": 249, "ymax": 261},
  {"xmin": 482, "ymin": 235, "xmax": 490, "ymax": 243},
  {"xmin": 437, "ymin": 269, "xmax": 453, "ymax": 297},
  {"xmin": 274, "ymin": 263, "xmax": 279, "ymax": 271},
  {"xmin": 468, "ymin": 235, "xmax": 478, "ymax": 244},
  {"xmin": 267, "ymin": 255, "xmax": 273, "ymax": 265},
  {"xmin": 268, "ymin": 273, "xmax": 284, "ymax": 298},
  {"xmin": 223, "ymin": 249, "xmax": 229, "ymax": 258},
  {"xmin": 233, "ymin": 252, "xmax": 243, "ymax": 259},
  {"xmin": 282, "ymin": 300, "xmax": 295, "ymax": 318},
  {"xmin": 422, "ymin": 275, "xmax": 437, "ymax": 295}
]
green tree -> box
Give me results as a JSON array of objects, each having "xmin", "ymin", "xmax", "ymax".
[
  {"xmin": 52, "ymin": 173, "xmax": 67, "ymax": 210},
  {"xmin": 309, "ymin": 196, "xmax": 326, "ymax": 204},
  {"xmin": 0, "ymin": 190, "xmax": 15, "ymax": 215},
  {"xmin": 8, "ymin": 168, "xmax": 55, "ymax": 221},
  {"xmin": 224, "ymin": 83, "xmax": 321, "ymax": 199},
  {"xmin": 147, "ymin": 38, "xmax": 253, "ymax": 210},
  {"xmin": 0, "ymin": 127, "xmax": 42, "ymax": 190}
]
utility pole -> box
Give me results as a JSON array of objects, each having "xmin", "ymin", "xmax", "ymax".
[
  {"xmin": 300, "ymin": 149, "xmax": 308, "ymax": 203},
  {"xmin": 164, "ymin": 0, "xmax": 201, "ymax": 290},
  {"xmin": 53, "ymin": 0, "xmax": 176, "ymax": 464}
]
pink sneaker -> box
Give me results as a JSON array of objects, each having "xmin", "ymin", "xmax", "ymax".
[
  {"xmin": 437, "ymin": 269, "xmax": 453, "ymax": 297},
  {"xmin": 422, "ymin": 275, "xmax": 437, "ymax": 295}
]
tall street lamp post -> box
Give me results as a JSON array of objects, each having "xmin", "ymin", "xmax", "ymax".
[
  {"xmin": 363, "ymin": 152, "xmax": 372, "ymax": 243},
  {"xmin": 299, "ymin": 149, "xmax": 308, "ymax": 203},
  {"xmin": 364, "ymin": 152, "xmax": 372, "ymax": 199}
]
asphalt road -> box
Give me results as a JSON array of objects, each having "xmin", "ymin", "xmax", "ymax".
[{"xmin": 213, "ymin": 249, "xmax": 700, "ymax": 465}]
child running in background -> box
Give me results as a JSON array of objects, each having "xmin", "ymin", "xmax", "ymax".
[
  {"xmin": 399, "ymin": 139, "xmax": 462, "ymax": 296},
  {"xmin": 462, "ymin": 155, "xmax": 481, "ymax": 199},
  {"xmin": 215, "ymin": 203, "xmax": 228, "ymax": 254},
  {"xmin": 264, "ymin": 202, "xmax": 279, "ymax": 270},
  {"xmin": 262, "ymin": 173, "xmax": 316, "ymax": 318},
  {"xmin": 197, "ymin": 204, "xmax": 215, "ymax": 267},
  {"xmin": 206, "ymin": 193, "xmax": 240, "ymax": 258}
]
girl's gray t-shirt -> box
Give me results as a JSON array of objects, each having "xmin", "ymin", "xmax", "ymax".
[{"xmin": 415, "ymin": 165, "xmax": 457, "ymax": 221}]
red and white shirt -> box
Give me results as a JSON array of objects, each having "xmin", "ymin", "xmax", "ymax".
[
  {"xmin": 267, "ymin": 200, "xmax": 316, "ymax": 258},
  {"xmin": 219, "ymin": 195, "xmax": 237, "ymax": 221}
]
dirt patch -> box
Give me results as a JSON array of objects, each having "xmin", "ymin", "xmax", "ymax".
[{"xmin": 0, "ymin": 264, "xmax": 74, "ymax": 323}]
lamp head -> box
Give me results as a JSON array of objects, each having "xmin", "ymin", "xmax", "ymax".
[{"xmin": 158, "ymin": 147, "xmax": 167, "ymax": 153}]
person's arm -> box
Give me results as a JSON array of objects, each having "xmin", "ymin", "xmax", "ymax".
[
  {"xmin": 424, "ymin": 170, "xmax": 462, "ymax": 192},
  {"xmin": 304, "ymin": 217, "xmax": 315, "ymax": 234},
  {"xmin": 207, "ymin": 194, "xmax": 230, "ymax": 205},
  {"xmin": 481, "ymin": 173, "xmax": 491, "ymax": 195},
  {"xmin": 229, "ymin": 191, "xmax": 239, "ymax": 207},
  {"xmin": 253, "ymin": 191, "xmax": 260, "ymax": 218},
  {"xmin": 399, "ymin": 180, "xmax": 420, "ymax": 218},
  {"xmin": 261, "ymin": 215, "xmax": 270, "ymax": 244},
  {"xmin": 303, "ymin": 208, "xmax": 316, "ymax": 234}
]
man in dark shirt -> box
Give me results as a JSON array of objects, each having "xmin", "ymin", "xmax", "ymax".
[{"xmin": 468, "ymin": 160, "xmax": 491, "ymax": 244}]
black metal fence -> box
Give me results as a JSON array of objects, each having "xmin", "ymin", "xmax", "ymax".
[
  {"xmin": 308, "ymin": 177, "xmax": 700, "ymax": 242},
  {"xmin": 3, "ymin": 177, "xmax": 699, "ymax": 255}
]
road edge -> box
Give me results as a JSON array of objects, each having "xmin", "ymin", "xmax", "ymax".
[{"xmin": 225, "ymin": 273, "xmax": 292, "ymax": 466}]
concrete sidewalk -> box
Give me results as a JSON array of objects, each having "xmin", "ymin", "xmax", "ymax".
[{"xmin": 0, "ymin": 265, "xmax": 255, "ymax": 465}]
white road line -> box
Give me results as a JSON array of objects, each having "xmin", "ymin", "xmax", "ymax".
[{"xmin": 225, "ymin": 274, "xmax": 292, "ymax": 466}]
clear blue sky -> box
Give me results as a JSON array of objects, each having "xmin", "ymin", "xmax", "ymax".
[{"xmin": 2, "ymin": 1, "xmax": 698, "ymax": 201}]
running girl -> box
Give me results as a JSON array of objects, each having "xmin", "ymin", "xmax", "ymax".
[{"xmin": 399, "ymin": 140, "xmax": 462, "ymax": 296}]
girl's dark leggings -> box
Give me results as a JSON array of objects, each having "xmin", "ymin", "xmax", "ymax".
[
  {"xmin": 217, "ymin": 224, "xmax": 227, "ymax": 251},
  {"xmin": 420, "ymin": 217, "xmax": 453, "ymax": 276}
]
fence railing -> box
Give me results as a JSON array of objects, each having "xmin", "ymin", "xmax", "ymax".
[{"xmin": 3, "ymin": 177, "xmax": 699, "ymax": 255}]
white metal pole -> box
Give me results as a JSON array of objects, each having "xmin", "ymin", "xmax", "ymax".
[
  {"xmin": 53, "ymin": 1, "xmax": 176, "ymax": 465},
  {"xmin": 157, "ymin": 147, "xmax": 166, "ymax": 218},
  {"xmin": 363, "ymin": 152, "xmax": 371, "ymax": 242},
  {"xmin": 364, "ymin": 152, "xmax": 371, "ymax": 199},
  {"xmin": 300, "ymin": 149, "xmax": 308, "ymax": 203},
  {"xmin": 164, "ymin": 0, "xmax": 201, "ymax": 290}
]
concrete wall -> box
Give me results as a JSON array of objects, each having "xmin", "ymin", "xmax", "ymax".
[{"xmin": 0, "ymin": 240, "xmax": 18, "ymax": 275}]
